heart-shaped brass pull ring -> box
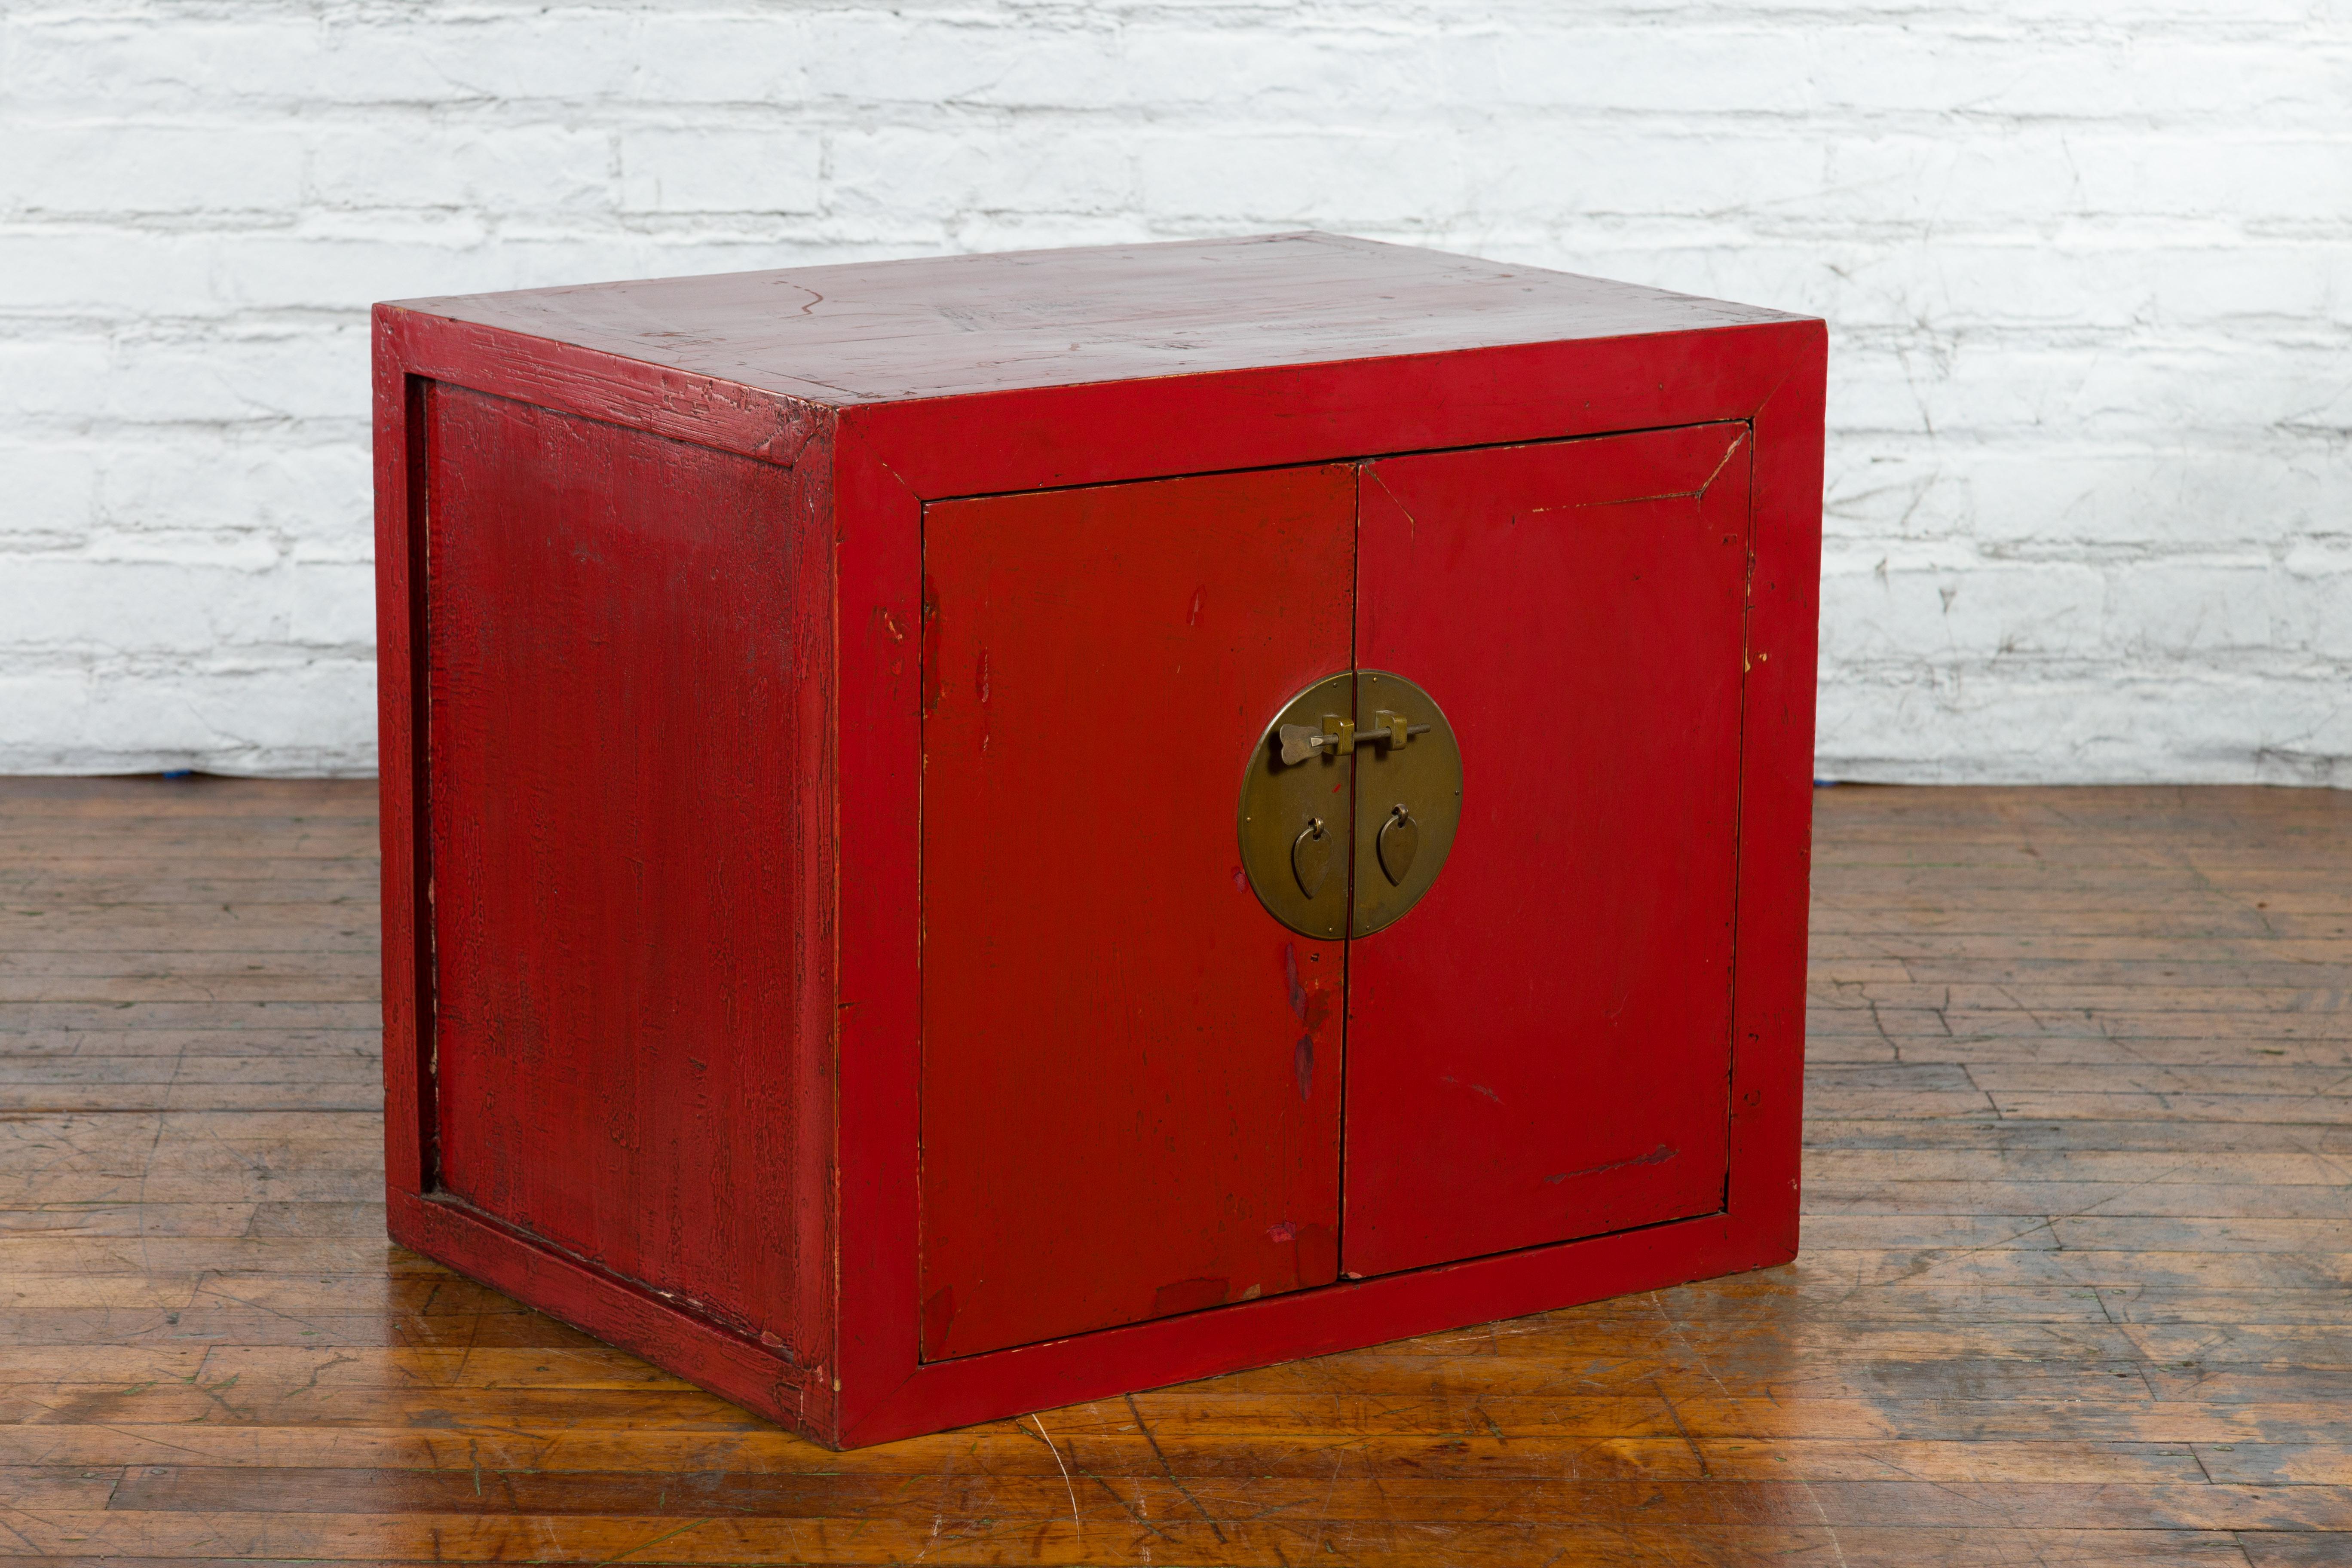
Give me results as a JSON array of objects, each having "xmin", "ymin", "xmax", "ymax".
[
  {"xmin": 1377, "ymin": 805, "xmax": 1419, "ymax": 885},
  {"xmin": 1292, "ymin": 818, "xmax": 1333, "ymax": 898}
]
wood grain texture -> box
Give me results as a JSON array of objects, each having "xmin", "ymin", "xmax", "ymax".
[
  {"xmin": 4, "ymin": 775, "xmax": 2347, "ymax": 1562},
  {"xmin": 419, "ymin": 385, "xmax": 806, "ymax": 1357},
  {"xmin": 389, "ymin": 232, "xmax": 1801, "ymax": 407}
]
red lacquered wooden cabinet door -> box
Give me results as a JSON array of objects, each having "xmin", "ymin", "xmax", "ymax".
[
  {"xmin": 1344, "ymin": 424, "xmax": 1755, "ymax": 1277},
  {"xmin": 920, "ymin": 466, "xmax": 1354, "ymax": 1360}
]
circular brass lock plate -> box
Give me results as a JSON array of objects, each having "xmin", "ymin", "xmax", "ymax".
[{"xmin": 1237, "ymin": 670, "xmax": 1463, "ymax": 940}]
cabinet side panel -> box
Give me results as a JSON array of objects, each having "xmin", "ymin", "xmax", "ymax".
[
  {"xmin": 374, "ymin": 323, "xmax": 430, "ymax": 1199},
  {"xmin": 1727, "ymin": 325, "xmax": 1827, "ymax": 1261},
  {"xmin": 423, "ymin": 384, "xmax": 802, "ymax": 1350}
]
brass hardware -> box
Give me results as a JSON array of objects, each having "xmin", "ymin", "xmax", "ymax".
[
  {"xmin": 1276, "ymin": 719, "xmax": 1339, "ymax": 765},
  {"xmin": 1239, "ymin": 669, "xmax": 1462, "ymax": 940},
  {"xmin": 1377, "ymin": 805, "xmax": 1419, "ymax": 885},
  {"xmin": 1349, "ymin": 670, "xmax": 1461, "ymax": 937},
  {"xmin": 1277, "ymin": 714, "xmax": 1428, "ymax": 765},
  {"xmin": 1237, "ymin": 672, "xmax": 1356, "ymax": 940},
  {"xmin": 1291, "ymin": 818, "xmax": 1334, "ymax": 897}
]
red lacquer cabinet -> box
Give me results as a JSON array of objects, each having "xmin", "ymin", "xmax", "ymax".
[{"xmin": 373, "ymin": 232, "xmax": 1825, "ymax": 1448}]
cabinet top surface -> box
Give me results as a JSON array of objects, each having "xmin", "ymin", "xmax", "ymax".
[{"xmin": 385, "ymin": 232, "xmax": 1804, "ymax": 407}]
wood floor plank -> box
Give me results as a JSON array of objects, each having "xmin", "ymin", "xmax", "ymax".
[
  {"xmin": 0, "ymin": 1513, "xmax": 2298, "ymax": 1565},
  {"xmin": 1808, "ymin": 1011, "xmax": 2352, "ymax": 1042},
  {"xmin": 1798, "ymin": 1120, "xmax": 2352, "ymax": 1152},
  {"xmin": 11, "ymin": 1170, "xmax": 390, "ymax": 1203},
  {"xmin": 0, "ymin": 1200, "xmax": 388, "ymax": 1237},
  {"xmin": 0, "ymin": 879, "xmax": 377, "ymax": 903},
  {"xmin": 1804, "ymin": 1180, "xmax": 2352, "ymax": 1218},
  {"xmin": 2, "ymin": 1055, "xmax": 381, "ymax": 1085},
  {"xmin": 1814, "ymin": 1040, "xmax": 2352, "ymax": 1069},
  {"xmin": 0, "ymin": 1426, "xmax": 2240, "ymax": 1481},
  {"xmin": 0, "ymin": 950, "xmax": 382, "ymax": 978},
  {"xmin": 0, "ymin": 1001, "xmax": 385, "ymax": 1030},
  {"xmin": 84, "ymin": 1469, "xmax": 2352, "ymax": 1529},
  {"xmin": 0, "ymin": 1030, "xmax": 386, "ymax": 1057},
  {"xmin": 0, "ymin": 778, "xmax": 2346, "ymax": 1566},
  {"xmin": 0, "ymin": 1086, "xmax": 387, "ymax": 1113}
]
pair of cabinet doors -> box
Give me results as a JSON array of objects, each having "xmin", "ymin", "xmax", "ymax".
[{"xmin": 919, "ymin": 420, "xmax": 1755, "ymax": 1362}]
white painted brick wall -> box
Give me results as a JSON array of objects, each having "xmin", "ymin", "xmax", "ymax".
[{"xmin": 3, "ymin": 0, "xmax": 2348, "ymax": 782}]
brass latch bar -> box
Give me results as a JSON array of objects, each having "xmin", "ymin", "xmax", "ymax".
[{"xmin": 1275, "ymin": 711, "xmax": 1429, "ymax": 766}]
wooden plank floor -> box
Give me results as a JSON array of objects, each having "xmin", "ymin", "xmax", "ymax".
[{"xmin": 3, "ymin": 778, "xmax": 2349, "ymax": 1566}]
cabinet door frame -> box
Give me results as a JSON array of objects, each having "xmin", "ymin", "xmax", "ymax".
[{"xmin": 833, "ymin": 322, "xmax": 1824, "ymax": 1446}]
